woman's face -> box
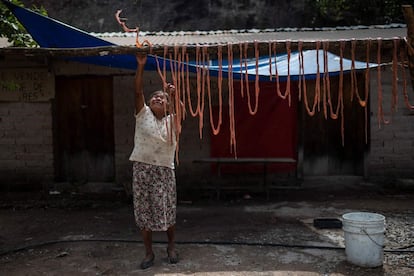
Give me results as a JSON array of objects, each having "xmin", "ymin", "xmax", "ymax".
[{"xmin": 149, "ymin": 91, "xmax": 169, "ymax": 115}]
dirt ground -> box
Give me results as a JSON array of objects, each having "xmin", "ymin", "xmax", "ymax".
[{"xmin": 0, "ymin": 176, "xmax": 413, "ymax": 276}]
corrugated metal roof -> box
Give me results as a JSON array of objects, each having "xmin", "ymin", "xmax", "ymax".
[
  {"xmin": 93, "ymin": 24, "xmax": 407, "ymax": 47},
  {"xmin": 0, "ymin": 24, "xmax": 407, "ymax": 48}
]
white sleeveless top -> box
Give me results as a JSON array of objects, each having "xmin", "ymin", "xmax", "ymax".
[{"xmin": 129, "ymin": 105, "xmax": 176, "ymax": 169}]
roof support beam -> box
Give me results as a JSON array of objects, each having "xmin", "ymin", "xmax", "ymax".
[{"xmin": 0, "ymin": 38, "xmax": 404, "ymax": 62}]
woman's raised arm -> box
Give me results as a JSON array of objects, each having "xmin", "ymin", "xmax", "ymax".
[{"xmin": 135, "ymin": 54, "xmax": 147, "ymax": 113}]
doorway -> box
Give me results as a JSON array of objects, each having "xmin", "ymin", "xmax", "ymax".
[{"xmin": 54, "ymin": 76, "xmax": 115, "ymax": 182}]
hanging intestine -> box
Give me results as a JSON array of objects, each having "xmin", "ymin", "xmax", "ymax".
[
  {"xmin": 227, "ymin": 43, "xmax": 237, "ymax": 156},
  {"xmin": 207, "ymin": 46, "xmax": 223, "ymax": 135},
  {"xmin": 400, "ymin": 39, "xmax": 414, "ymax": 110},
  {"xmin": 301, "ymin": 42, "xmax": 319, "ymax": 117},
  {"xmin": 245, "ymin": 41, "xmax": 260, "ymax": 115},
  {"xmin": 145, "ymin": 38, "xmax": 412, "ymax": 154},
  {"xmin": 376, "ymin": 39, "xmax": 390, "ymax": 127},
  {"xmin": 322, "ymin": 40, "xmax": 330, "ymax": 119}
]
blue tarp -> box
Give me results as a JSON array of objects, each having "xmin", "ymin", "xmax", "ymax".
[
  {"xmin": 201, "ymin": 50, "xmax": 376, "ymax": 81},
  {"xmin": 3, "ymin": 0, "xmax": 378, "ymax": 81}
]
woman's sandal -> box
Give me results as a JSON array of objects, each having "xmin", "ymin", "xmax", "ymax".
[
  {"xmin": 166, "ymin": 247, "xmax": 179, "ymax": 264},
  {"xmin": 140, "ymin": 253, "xmax": 155, "ymax": 269}
]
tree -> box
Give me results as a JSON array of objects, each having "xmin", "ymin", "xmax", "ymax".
[{"xmin": 0, "ymin": 0, "xmax": 47, "ymax": 47}]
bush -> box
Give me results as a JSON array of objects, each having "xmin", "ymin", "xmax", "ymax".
[{"xmin": 0, "ymin": 0, "xmax": 47, "ymax": 47}]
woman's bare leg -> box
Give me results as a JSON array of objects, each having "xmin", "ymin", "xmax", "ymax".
[
  {"xmin": 141, "ymin": 229, "xmax": 154, "ymax": 259},
  {"xmin": 166, "ymin": 225, "xmax": 178, "ymax": 263},
  {"xmin": 139, "ymin": 229, "xmax": 154, "ymax": 269}
]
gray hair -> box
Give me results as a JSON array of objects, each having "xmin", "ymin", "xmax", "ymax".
[{"xmin": 147, "ymin": 90, "xmax": 170, "ymax": 105}]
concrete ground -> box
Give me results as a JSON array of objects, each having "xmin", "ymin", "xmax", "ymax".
[{"xmin": 0, "ymin": 176, "xmax": 413, "ymax": 275}]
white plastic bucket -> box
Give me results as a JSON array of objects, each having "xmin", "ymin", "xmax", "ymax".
[{"xmin": 342, "ymin": 212, "xmax": 386, "ymax": 267}]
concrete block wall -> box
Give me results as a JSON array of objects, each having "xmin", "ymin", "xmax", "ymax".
[
  {"xmin": 113, "ymin": 75, "xmax": 135, "ymax": 190},
  {"xmin": 175, "ymin": 114, "xmax": 212, "ymax": 190},
  {"xmin": 368, "ymin": 66, "xmax": 414, "ymax": 181},
  {"xmin": 0, "ymin": 102, "xmax": 54, "ymax": 190},
  {"xmin": 113, "ymin": 68, "xmax": 414, "ymax": 188},
  {"xmin": 2, "ymin": 59, "xmax": 412, "ymax": 193}
]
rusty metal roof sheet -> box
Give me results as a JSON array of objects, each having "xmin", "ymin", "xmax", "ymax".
[
  {"xmin": 0, "ymin": 24, "xmax": 407, "ymax": 49},
  {"xmin": 93, "ymin": 24, "xmax": 407, "ymax": 47}
]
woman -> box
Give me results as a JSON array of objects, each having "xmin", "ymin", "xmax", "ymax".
[{"xmin": 129, "ymin": 54, "xmax": 178, "ymax": 269}]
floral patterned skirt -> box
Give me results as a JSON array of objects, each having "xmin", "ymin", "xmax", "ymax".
[{"xmin": 132, "ymin": 162, "xmax": 176, "ymax": 231}]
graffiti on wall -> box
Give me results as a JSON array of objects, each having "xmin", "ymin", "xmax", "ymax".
[{"xmin": 0, "ymin": 68, "xmax": 54, "ymax": 102}]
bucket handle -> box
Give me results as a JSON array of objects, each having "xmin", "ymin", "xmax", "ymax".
[{"xmin": 362, "ymin": 228, "xmax": 385, "ymax": 248}]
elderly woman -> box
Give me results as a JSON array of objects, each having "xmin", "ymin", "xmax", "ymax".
[{"xmin": 129, "ymin": 54, "xmax": 178, "ymax": 269}]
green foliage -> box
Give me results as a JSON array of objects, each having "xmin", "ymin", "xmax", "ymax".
[
  {"xmin": 0, "ymin": 0, "xmax": 47, "ymax": 47},
  {"xmin": 305, "ymin": 0, "xmax": 413, "ymax": 27}
]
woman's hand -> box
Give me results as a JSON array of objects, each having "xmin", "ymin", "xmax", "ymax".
[
  {"xmin": 136, "ymin": 54, "xmax": 147, "ymax": 65},
  {"xmin": 165, "ymin": 83, "xmax": 176, "ymax": 97}
]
